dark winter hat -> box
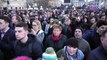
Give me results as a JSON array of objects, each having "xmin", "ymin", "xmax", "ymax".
[
  {"xmin": 66, "ymin": 37, "xmax": 78, "ymax": 48},
  {"xmin": 74, "ymin": 27, "xmax": 84, "ymax": 34}
]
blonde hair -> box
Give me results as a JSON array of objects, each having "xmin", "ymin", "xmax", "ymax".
[
  {"xmin": 33, "ymin": 20, "xmax": 42, "ymax": 30},
  {"xmin": 53, "ymin": 24, "xmax": 62, "ymax": 31}
]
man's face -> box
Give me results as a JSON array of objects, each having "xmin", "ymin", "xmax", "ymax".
[
  {"xmin": 15, "ymin": 27, "xmax": 28, "ymax": 40},
  {"xmin": 53, "ymin": 28, "xmax": 61, "ymax": 36},
  {"xmin": 0, "ymin": 19, "xmax": 8, "ymax": 31},
  {"xmin": 67, "ymin": 46, "xmax": 78, "ymax": 55},
  {"xmin": 74, "ymin": 29, "xmax": 82, "ymax": 39},
  {"xmin": 97, "ymin": 25, "xmax": 107, "ymax": 35},
  {"xmin": 101, "ymin": 33, "xmax": 107, "ymax": 50}
]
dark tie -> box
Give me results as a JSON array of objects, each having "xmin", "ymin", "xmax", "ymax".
[{"xmin": 1, "ymin": 32, "xmax": 5, "ymax": 40}]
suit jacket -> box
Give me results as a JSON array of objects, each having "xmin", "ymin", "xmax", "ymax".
[{"xmin": 0, "ymin": 28, "xmax": 16, "ymax": 52}]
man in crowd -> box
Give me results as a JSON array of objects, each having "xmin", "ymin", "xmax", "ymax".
[
  {"xmin": 14, "ymin": 22, "xmax": 43, "ymax": 60},
  {"xmin": 83, "ymin": 20, "xmax": 107, "ymax": 49},
  {"xmin": 87, "ymin": 29, "xmax": 107, "ymax": 60},
  {"xmin": 0, "ymin": 16, "xmax": 16, "ymax": 60},
  {"xmin": 74, "ymin": 27, "xmax": 91, "ymax": 58},
  {"xmin": 57, "ymin": 37, "xmax": 84, "ymax": 60}
]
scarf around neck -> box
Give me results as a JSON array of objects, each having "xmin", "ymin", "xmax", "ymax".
[
  {"xmin": 64, "ymin": 46, "xmax": 81, "ymax": 60},
  {"xmin": 51, "ymin": 33, "xmax": 61, "ymax": 41}
]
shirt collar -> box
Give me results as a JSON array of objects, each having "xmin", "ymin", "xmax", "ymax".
[{"xmin": 1, "ymin": 27, "xmax": 9, "ymax": 33}]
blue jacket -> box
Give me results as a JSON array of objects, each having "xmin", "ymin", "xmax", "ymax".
[
  {"xmin": 83, "ymin": 29, "xmax": 101, "ymax": 49},
  {"xmin": 87, "ymin": 45, "xmax": 107, "ymax": 60}
]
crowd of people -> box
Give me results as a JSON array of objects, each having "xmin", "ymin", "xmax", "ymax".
[{"xmin": 0, "ymin": 6, "xmax": 107, "ymax": 60}]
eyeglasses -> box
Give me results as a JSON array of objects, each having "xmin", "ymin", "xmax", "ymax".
[{"xmin": 32, "ymin": 24, "xmax": 37, "ymax": 27}]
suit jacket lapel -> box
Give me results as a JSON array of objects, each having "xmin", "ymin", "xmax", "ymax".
[{"xmin": 1, "ymin": 29, "xmax": 11, "ymax": 41}]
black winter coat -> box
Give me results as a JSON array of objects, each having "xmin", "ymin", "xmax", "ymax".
[
  {"xmin": 44, "ymin": 34, "xmax": 67, "ymax": 52},
  {"xmin": 14, "ymin": 34, "xmax": 43, "ymax": 60}
]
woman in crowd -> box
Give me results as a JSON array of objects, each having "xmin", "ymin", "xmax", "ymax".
[
  {"xmin": 31, "ymin": 20, "xmax": 44, "ymax": 44},
  {"xmin": 44, "ymin": 24, "xmax": 67, "ymax": 52},
  {"xmin": 11, "ymin": 15, "xmax": 22, "ymax": 29}
]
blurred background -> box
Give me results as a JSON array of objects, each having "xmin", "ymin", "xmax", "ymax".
[{"xmin": 0, "ymin": 0, "xmax": 107, "ymax": 10}]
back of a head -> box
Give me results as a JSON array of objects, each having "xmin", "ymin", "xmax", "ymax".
[{"xmin": 66, "ymin": 37, "xmax": 78, "ymax": 48}]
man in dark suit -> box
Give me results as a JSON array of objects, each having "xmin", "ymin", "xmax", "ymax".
[{"xmin": 0, "ymin": 16, "xmax": 16, "ymax": 60}]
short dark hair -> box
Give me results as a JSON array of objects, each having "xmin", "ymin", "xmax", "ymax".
[
  {"xmin": 66, "ymin": 37, "xmax": 78, "ymax": 48},
  {"xmin": 96, "ymin": 20, "xmax": 107, "ymax": 28},
  {"xmin": 101, "ymin": 29, "xmax": 107, "ymax": 37},
  {"xmin": 0, "ymin": 15, "xmax": 10, "ymax": 23},
  {"xmin": 15, "ymin": 22, "xmax": 28, "ymax": 30}
]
